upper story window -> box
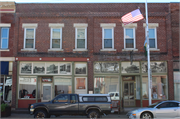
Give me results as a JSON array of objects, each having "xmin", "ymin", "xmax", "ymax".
[
  {"xmin": 73, "ymin": 23, "xmax": 88, "ymax": 51},
  {"xmin": 22, "ymin": 23, "xmax": 38, "ymax": 51},
  {"xmin": 100, "ymin": 23, "xmax": 116, "ymax": 51},
  {"xmin": 48, "ymin": 23, "xmax": 64, "ymax": 51},
  {"xmin": 0, "ymin": 23, "xmax": 11, "ymax": 51},
  {"xmin": 122, "ymin": 23, "xmax": 137, "ymax": 51},
  {"xmin": 143, "ymin": 23, "xmax": 159, "ymax": 51}
]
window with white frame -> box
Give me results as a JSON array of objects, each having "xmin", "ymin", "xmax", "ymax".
[
  {"xmin": 100, "ymin": 23, "xmax": 116, "ymax": 50},
  {"xmin": 49, "ymin": 23, "xmax": 64, "ymax": 50},
  {"xmin": 122, "ymin": 23, "xmax": 137, "ymax": 50},
  {"xmin": 73, "ymin": 23, "xmax": 88, "ymax": 51},
  {"xmin": 22, "ymin": 23, "xmax": 38, "ymax": 49},
  {"xmin": 143, "ymin": 23, "xmax": 159, "ymax": 50},
  {"xmin": 0, "ymin": 24, "xmax": 11, "ymax": 49}
]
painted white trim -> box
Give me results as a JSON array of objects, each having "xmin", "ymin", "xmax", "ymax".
[
  {"xmin": 124, "ymin": 27, "xmax": 136, "ymax": 49},
  {"xmin": 122, "ymin": 49, "xmax": 138, "ymax": 51},
  {"xmin": 48, "ymin": 49, "xmax": 64, "ymax": 52},
  {"xmin": 74, "ymin": 25, "xmax": 87, "ymax": 50},
  {"xmin": 100, "ymin": 49, "xmax": 117, "ymax": 51},
  {"xmin": 23, "ymin": 28, "xmax": 36, "ymax": 49},
  {"xmin": 100, "ymin": 23, "xmax": 116, "ymax": 28},
  {"xmin": 73, "ymin": 23, "xmax": 88, "ymax": 28},
  {"xmin": 122, "ymin": 23, "xmax": 137, "ymax": 28},
  {"xmin": 49, "ymin": 23, "xmax": 64, "ymax": 28},
  {"xmin": 0, "ymin": 23, "xmax": 11, "ymax": 27},
  {"xmin": 22, "ymin": 23, "xmax": 38, "ymax": 28},
  {"xmin": 21, "ymin": 49, "xmax": 37, "ymax": 51},
  {"xmin": 0, "ymin": 57, "xmax": 15, "ymax": 61},
  {"xmin": 143, "ymin": 23, "xmax": 159, "ymax": 28},
  {"xmin": 0, "ymin": 49, "xmax": 9, "ymax": 51}
]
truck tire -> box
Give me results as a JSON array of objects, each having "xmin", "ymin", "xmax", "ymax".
[
  {"xmin": 34, "ymin": 110, "xmax": 48, "ymax": 118},
  {"xmin": 87, "ymin": 110, "xmax": 100, "ymax": 118}
]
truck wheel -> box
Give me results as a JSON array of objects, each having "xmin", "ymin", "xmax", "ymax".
[
  {"xmin": 87, "ymin": 110, "xmax": 100, "ymax": 119},
  {"xmin": 34, "ymin": 110, "xmax": 48, "ymax": 118}
]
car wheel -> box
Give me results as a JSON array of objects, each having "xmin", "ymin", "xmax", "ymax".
[
  {"xmin": 34, "ymin": 110, "xmax": 48, "ymax": 118},
  {"xmin": 87, "ymin": 110, "xmax": 100, "ymax": 119},
  {"xmin": 140, "ymin": 112, "xmax": 153, "ymax": 119}
]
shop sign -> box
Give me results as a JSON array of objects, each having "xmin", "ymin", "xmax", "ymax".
[
  {"xmin": 5, "ymin": 79, "xmax": 12, "ymax": 86},
  {"xmin": 42, "ymin": 78, "xmax": 52, "ymax": 82}
]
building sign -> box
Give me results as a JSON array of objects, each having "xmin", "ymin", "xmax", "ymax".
[
  {"xmin": 0, "ymin": 2, "xmax": 15, "ymax": 13},
  {"xmin": 42, "ymin": 78, "xmax": 52, "ymax": 82}
]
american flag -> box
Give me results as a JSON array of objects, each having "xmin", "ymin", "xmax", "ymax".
[{"xmin": 121, "ymin": 9, "xmax": 144, "ymax": 26}]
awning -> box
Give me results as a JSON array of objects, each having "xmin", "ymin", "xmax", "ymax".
[{"xmin": 1, "ymin": 61, "xmax": 9, "ymax": 75}]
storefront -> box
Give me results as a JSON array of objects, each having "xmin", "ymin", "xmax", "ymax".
[
  {"xmin": 17, "ymin": 60, "xmax": 88, "ymax": 108},
  {"xmin": 93, "ymin": 61, "xmax": 168, "ymax": 107}
]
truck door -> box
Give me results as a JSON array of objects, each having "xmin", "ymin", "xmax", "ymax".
[
  {"xmin": 49, "ymin": 94, "xmax": 70, "ymax": 115},
  {"xmin": 67, "ymin": 94, "xmax": 79, "ymax": 114}
]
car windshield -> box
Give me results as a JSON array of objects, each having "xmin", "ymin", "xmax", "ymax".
[{"xmin": 147, "ymin": 101, "xmax": 162, "ymax": 108}]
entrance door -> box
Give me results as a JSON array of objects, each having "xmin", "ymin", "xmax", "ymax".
[
  {"xmin": 123, "ymin": 81, "xmax": 135, "ymax": 107},
  {"xmin": 75, "ymin": 77, "xmax": 87, "ymax": 94},
  {"xmin": 41, "ymin": 83, "xmax": 52, "ymax": 102}
]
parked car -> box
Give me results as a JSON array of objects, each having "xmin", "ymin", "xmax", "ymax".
[
  {"xmin": 126, "ymin": 100, "xmax": 180, "ymax": 119},
  {"xmin": 108, "ymin": 92, "xmax": 119, "ymax": 100},
  {"xmin": 30, "ymin": 94, "xmax": 113, "ymax": 118}
]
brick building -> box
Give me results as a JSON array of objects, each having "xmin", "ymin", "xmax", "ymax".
[
  {"xmin": 171, "ymin": 3, "xmax": 180, "ymax": 102},
  {"xmin": 1, "ymin": 2, "xmax": 177, "ymax": 109},
  {"xmin": 0, "ymin": 2, "xmax": 15, "ymax": 104}
]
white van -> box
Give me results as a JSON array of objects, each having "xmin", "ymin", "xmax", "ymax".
[{"xmin": 108, "ymin": 92, "xmax": 119, "ymax": 100}]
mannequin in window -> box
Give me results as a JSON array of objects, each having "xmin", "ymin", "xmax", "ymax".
[
  {"xmin": 32, "ymin": 89, "xmax": 36, "ymax": 98},
  {"xmin": 157, "ymin": 79, "xmax": 164, "ymax": 99}
]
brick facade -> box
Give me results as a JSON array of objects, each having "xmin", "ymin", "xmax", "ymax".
[{"xmin": 2, "ymin": 3, "xmax": 178, "ymax": 108}]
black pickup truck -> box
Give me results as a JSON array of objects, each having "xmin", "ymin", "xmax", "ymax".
[{"xmin": 30, "ymin": 94, "xmax": 113, "ymax": 118}]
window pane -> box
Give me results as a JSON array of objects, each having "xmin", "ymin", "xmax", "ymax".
[
  {"xmin": 1, "ymin": 38, "xmax": 8, "ymax": 48},
  {"xmin": 142, "ymin": 76, "xmax": 167, "ymax": 100},
  {"xmin": 26, "ymin": 29, "xmax": 34, "ymax": 39},
  {"xmin": 77, "ymin": 39, "xmax": 85, "ymax": 48},
  {"xmin": 60, "ymin": 63, "xmax": 71, "ymax": 74},
  {"xmin": 126, "ymin": 39, "xmax": 134, "ymax": 48},
  {"xmin": 52, "ymin": 39, "xmax": 60, "ymax": 48},
  {"xmin": 46, "ymin": 63, "xmax": 58, "ymax": 74},
  {"xmin": 77, "ymin": 29, "xmax": 85, "ymax": 39},
  {"xmin": 149, "ymin": 29, "xmax": 155, "ymax": 38},
  {"xmin": 104, "ymin": 39, "xmax": 112, "ymax": 48},
  {"xmin": 125, "ymin": 29, "xmax": 133, "ymax": 38},
  {"xmin": 19, "ymin": 77, "xmax": 36, "ymax": 99},
  {"xmin": 33, "ymin": 63, "xmax": 45, "ymax": 74},
  {"xmin": 94, "ymin": 76, "xmax": 119, "ymax": 100},
  {"xmin": 25, "ymin": 39, "xmax": 34, "ymax": 48},
  {"xmin": 104, "ymin": 29, "xmax": 112, "ymax": 39},
  {"xmin": 52, "ymin": 29, "xmax": 60, "ymax": 39},
  {"xmin": 2, "ymin": 28, "xmax": 8, "ymax": 38},
  {"xmin": 54, "ymin": 77, "xmax": 72, "ymax": 96},
  {"xmin": 174, "ymin": 72, "xmax": 180, "ymax": 101},
  {"xmin": 149, "ymin": 39, "xmax": 155, "ymax": 48}
]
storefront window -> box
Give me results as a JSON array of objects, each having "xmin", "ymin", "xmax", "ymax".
[
  {"xmin": 142, "ymin": 76, "xmax": 167, "ymax": 100},
  {"xmin": 54, "ymin": 77, "xmax": 72, "ymax": 96},
  {"xmin": 136, "ymin": 76, "xmax": 140, "ymax": 99},
  {"xmin": 94, "ymin": 76, "xmax": 119, "ymax": 98},
  {"xmin": 19, "ymin": 77, "xmax": 36, "ymax": 99},
  {"xmin": 174, "ymin": 72, "xmax": 180, "ymax": 101},
  {"xmin": 94, "ymin": 62, "xmax": 119, "ymax": 73}
]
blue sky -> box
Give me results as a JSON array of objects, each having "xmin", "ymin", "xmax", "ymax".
[{"xmin": 1, "ymin": 0, "xmax": 180, "ymax": 3}]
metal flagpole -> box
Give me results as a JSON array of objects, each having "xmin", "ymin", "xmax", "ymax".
[{"xmin": 145, "ymin": 0, "xmax": 152, "ymax": 105}]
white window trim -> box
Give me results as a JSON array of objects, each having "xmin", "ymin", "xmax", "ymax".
[
  {"xmin": 122, "ymin": 23, "xmax": 138, "ymax": 51},
  {"xmin": 143, "ymin": 23, "xmax": 160, "ymax": 51},
  {"xmin": 22, "ymin": 23, "xmax": 38, "ymax": 51},
  {"xmin": 73, "ymin": 23, "xmax": 88, "ymax": 51},
  {"xmin": 1, "ymin": 28, "xmax": 9, "ymax": 49},
  {"xmin": 100, "ymin": 23, "xmax": 116, "ymax": 51},
  {"xmin": 48, "ymin": 23, "xmax": 64, "ymax": 51}
]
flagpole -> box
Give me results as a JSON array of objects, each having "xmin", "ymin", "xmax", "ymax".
[{"xmin": 145, "ymin": 0, "xmax": 152, "ymax": 105}]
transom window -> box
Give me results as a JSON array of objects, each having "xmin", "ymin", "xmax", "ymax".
[{"xmin": 0, "ymin": 27, "xmax": 9, "ymax": 49}]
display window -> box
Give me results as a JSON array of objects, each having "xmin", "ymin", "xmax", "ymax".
[
  {"xmin": 19, "ymin": 76, "xmax": 37, "ymax": 99},
  {"xmin": 94, "ymin": 76, "xmax": 119, "ymax": 99},
  {"xmin": 54, "ymin": 76, "xmax": 72, "ymax": 96},
  {"xmin": 121, "ymin": 62, "xmax": 140, "ymax": 73},
  {"xmin": 94, "ymin": 62, "xmax": 119, "ymax": 73},
  {"xmin": 75, "ymin": 63, "xmax": 87, "ymax": 75},
  {"xmin": 142, "ymin": 76, "xmax": 167, "ymax": 100}
]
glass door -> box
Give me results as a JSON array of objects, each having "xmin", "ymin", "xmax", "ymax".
[
  {"xmin": 41, "ymin": 83, "xmax": 52, "ymax": 102},
  {"xmin": 123, "ymin": 81, "xmax": 135, "ymax": 107}
]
